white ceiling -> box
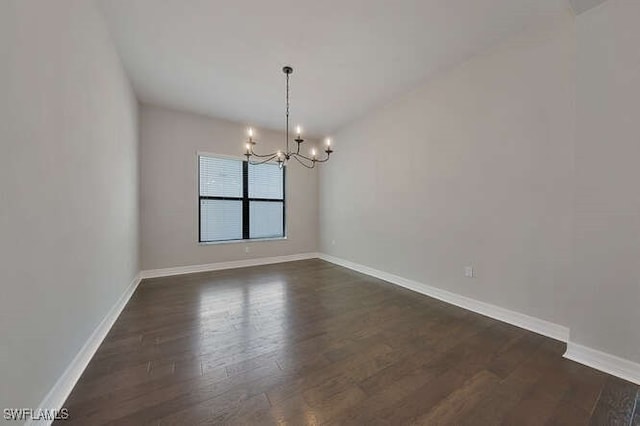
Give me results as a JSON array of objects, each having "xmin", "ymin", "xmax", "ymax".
[{"xmin": 98, "ymin": 0, "xmax": 571, "ymax": 137}]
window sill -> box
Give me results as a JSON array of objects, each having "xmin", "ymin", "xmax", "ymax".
[{"xmin": 198, "ymin": 237, "xmax": 288, "ymax": 246}]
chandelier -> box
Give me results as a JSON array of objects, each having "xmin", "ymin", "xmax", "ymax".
[{"xmin": 244, "ymin": 66, "xmax": 334, "ymax": 169}]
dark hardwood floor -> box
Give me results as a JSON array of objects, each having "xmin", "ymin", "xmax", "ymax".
[{"xmin": 59, "ymin": 259, "xmax": 639, "ymax": 425}]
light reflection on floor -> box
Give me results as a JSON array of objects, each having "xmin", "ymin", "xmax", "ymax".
[{"xmin": 195, "ymin": 275, "xmax": 288, "ymax": 374}]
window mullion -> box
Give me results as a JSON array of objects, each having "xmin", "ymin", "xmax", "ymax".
[{"xmin": 242, "ymin": 161, "xmax": 250, "ymax": 239}]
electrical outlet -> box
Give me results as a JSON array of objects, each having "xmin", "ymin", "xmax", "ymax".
[
  {"xmin": 464, "ymin": 266, "xmax": 474, "ymax": 278},
  {"xmin": 245, "ymin": 246, "xmax": 250, "ymax": 254}
]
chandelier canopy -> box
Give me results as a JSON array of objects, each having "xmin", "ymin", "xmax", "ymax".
[{"xmin": 244, "ymin": 66, "xmax": 333, "ymax": 169}]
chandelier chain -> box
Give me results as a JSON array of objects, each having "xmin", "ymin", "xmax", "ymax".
[{"xmin": 286, "ymin": 72, "xmax": 290, "ymax": 154}]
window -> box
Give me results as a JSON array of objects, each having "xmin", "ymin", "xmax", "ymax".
[{"xmin": 198, "ymin": 155, "xmax": 285, "ymax": 243}]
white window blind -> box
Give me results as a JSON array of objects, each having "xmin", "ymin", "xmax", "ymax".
[
  {"xmin": 199, "ymin": 156, "xmax": 242, "ymax": 197},
  {"xmin": 199, "ymin": 155, "xmax": 285, "ymax": 242},
  {"xmin": 200, "ymin": 199, "xmax": 243, "ymax": 241},
  {"xmin": 248, "ymin": 163, "xmax": 284, "ymax": 199},
  {"xmin": 250, "ymin": 201, "xmax": 284, "ymax": 239}
]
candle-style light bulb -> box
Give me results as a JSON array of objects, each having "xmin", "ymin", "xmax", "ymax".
[
  {"xmin": 248, "ymin": 128, "xmax": 254, "ymax": 138},
  {"xmin": 325, "ymin": 137, "xmax": 334, "ymax": 155},
  {"xmin": 245, "ymin": 143, "xmax": 251, "ymax": 152},
  {"xmin": 296, "ymin": 126, "xmax": 302, "ymax": 135},
  {"xmin": 311, "ymin": 148, "xmax": 317, "ymax": 158},
  {"xmin": 277, "ymin": 150, "xmax": 282, "ymax": 157}
]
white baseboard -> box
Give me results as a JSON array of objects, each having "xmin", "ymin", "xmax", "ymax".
[
  {"xmin": 28, "ymin": 273, "xmax": 142, "ymax": 426},
  {"xmin": 318, "ymin": 253, "xmax": 570, "ymax": 342},
  {"xmin": 140, "ymin": 252, "xmax": 320, "ymax": 279},
  {"xmin": 564, "ymin": 342, "xmax": 640, "ymax": 385}
]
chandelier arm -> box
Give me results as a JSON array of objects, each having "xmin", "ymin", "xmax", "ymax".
[
  {"xmin": 248, "ymin": 155, "xmax": 278, "ymax": 165},
  {"xmin": 249, "ymin": 145, "xmax": 277, "ymax": 158},
  {"xmin": 313, "ymin": 155, "xmax": 331, "ymax": 163},
  {"xmin": 292, "ymin": 154, "xmax": 315, "ymax": 169},
  {"xmin": 296, "ymin": 152, "xmax": 330, "ymax": 163},
  {"xmin": 294, "ymin": 152, "xmax": 314, "ymax": 162}
]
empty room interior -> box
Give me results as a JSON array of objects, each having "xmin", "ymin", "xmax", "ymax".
[{"xmin": 2, "ymin": 0, "xmax": 640, "ymax": 424}]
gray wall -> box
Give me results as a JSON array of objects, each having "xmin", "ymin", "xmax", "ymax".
[
  {"xmin": 320, "ymin": 14, "xmax": 576, "ymax": 328},
  {"xmin": 569, "ymin": 0, "xmax": 640, "ymax": 363},
  {"xmin": 321, "ymin": 0, "xmax": 640, "ymax": 365},
  {"xmin": 0, "ymin": 0, "xmax": 139, "ymax": 410},
  {"xmin": 140, "ymin": 105, "xmax": 318, "ymax": 270}
]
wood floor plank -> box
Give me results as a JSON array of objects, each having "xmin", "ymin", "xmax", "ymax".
[
  {"xmin": 546, "ymin": 400, "xmax": 591, "ymax": 426},
  {"xmin": 413, "ymin": 369, "xmax": 501, "ymax": 425},
  {"xmin": 590, "ymin": 377, "xmax": 639, "ymax": 426},
  {"xmin": 375, "ymin": 368, "xmax": 471, "ymax": 424},
  {"xmin": 55, "ymin": 259, "xmax": 639, "ymax": 425}
]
